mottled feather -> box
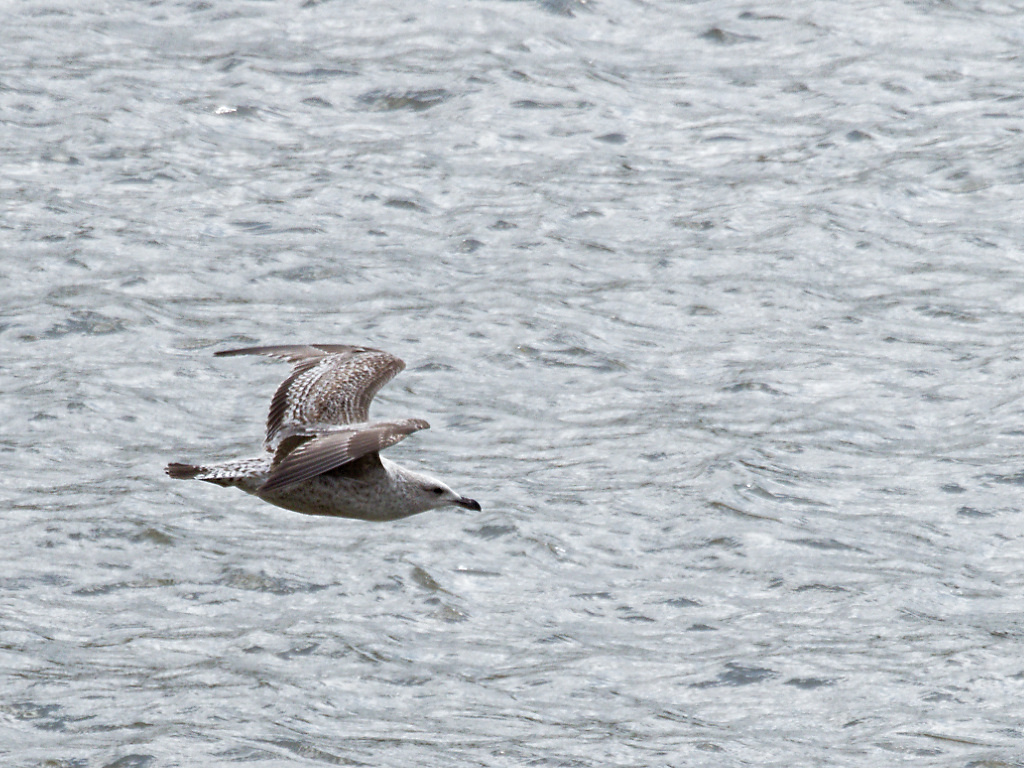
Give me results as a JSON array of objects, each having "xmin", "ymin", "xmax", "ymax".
[
  {"xmin": 214, "ymin": 344, "xmax": 405, "ymax": 450},
  {"xmin": 259, "ymin": 418, "xmax": 430, "ymax": 494}
]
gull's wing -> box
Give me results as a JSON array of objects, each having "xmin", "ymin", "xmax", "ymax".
[
  {"xmin": 257, "ymin": 418, "xmax": 430, "ymax": 494},
  {"xmin": 215, "ymin": 344, "xmax": 405, "ymax": 450}
]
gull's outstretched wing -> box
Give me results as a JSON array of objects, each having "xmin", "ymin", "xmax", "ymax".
[
  {"xmin": 215, "ymin": 344, "xmax": 405, "ymax": 450},
  {"xmin": 258, "ymin": 418, "xmax": 430, "ymax": 494}
]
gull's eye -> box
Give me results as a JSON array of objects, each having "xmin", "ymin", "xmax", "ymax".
[{"xmin": 430, "ymin": 487, "xmax": 444, "ymax": 495}]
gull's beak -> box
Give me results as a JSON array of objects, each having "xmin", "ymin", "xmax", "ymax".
[{"xmin": 454, "ymin": 496, "xmax": 481, "ymax": 512}]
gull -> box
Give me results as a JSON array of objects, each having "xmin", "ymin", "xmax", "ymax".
[{"xmin": 166, "ymin": 344, "xmax": 480, "ymax": 521}]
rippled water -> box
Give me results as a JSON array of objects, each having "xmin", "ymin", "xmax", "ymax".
[{"xmin": 3, "ymin": 0, "xmax": 1024, "ymax": 765}]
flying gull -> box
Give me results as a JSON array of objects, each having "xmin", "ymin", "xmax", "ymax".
[{"xmin": 166, "ymin": 344, "xmax": 480, "ymax": 521}]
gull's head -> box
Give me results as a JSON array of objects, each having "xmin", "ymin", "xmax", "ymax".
[
  {"xmin": 384, "ymin": 460, "xmax": 481, "ymax": 516},
  {"xmin": 417, "ymin": 477, "xmax": 482, "ymax": 513},
  {"xmin": 398, "ymin": 468, "xmax": 481, "ymax": 514}
]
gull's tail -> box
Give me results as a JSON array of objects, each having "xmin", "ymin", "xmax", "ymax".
[
  {"xmin": 166, "ymin": 462, "xmax": 203, "ymax": 480},
  {"xmin": 165, "ymin": 457, "xmax": 272, "ymax": 489}
]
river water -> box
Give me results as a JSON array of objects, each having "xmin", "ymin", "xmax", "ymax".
[{"xmin": 3, "ymin": 0, "xmax": 1024, "ymax": 765}]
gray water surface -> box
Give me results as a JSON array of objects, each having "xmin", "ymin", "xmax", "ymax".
[{"xmin": 3, "ymin": 0, "xmax": 1024, "ymax": 765}]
